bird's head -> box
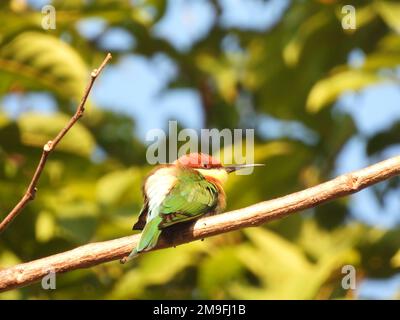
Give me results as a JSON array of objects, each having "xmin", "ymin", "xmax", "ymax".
[{"xmin": 174, "ymin": 153, "xmax": 263, "ymax": 184}]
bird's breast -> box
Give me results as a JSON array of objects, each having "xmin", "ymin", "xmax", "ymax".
[{"xmin": 144, "ymin": 166, "xmax": 177, "ymax": 219}]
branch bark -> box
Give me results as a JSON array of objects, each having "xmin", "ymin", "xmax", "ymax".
[
  {"xmin": 0, "ymin": 53, "xmax": 112, "ymax": 234},
  {"xmin": 1, "ymin": 155, "xmax": 400, "ymax": 292}
]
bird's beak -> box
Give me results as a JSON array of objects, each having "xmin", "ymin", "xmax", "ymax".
[{"xmin": 224, "ymin": 163, "xmax": 265, "ymax": 173}]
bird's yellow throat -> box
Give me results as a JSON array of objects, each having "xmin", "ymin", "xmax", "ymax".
[{"xmin": 195, "ymin": 168, "xmax": 229, "ymax": 184}]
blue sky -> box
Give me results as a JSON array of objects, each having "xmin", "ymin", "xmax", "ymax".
[{"xmin": 5, "ymin": 0, "xmax": 400, "ymax": 299}]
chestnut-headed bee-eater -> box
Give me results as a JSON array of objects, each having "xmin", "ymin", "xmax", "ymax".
[{"xmin": 122, "ymin": 153, "xmax": 263, "ymax": 262}]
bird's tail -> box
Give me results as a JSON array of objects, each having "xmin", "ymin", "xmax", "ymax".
[{"xmin": 121, "ymin": 215, "xmax": 163, "ymax": 263}]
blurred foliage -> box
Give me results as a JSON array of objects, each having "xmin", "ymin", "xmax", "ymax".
[{"xmin": 1, "ymin": 0, "xmax": 400, "ymax": 300}]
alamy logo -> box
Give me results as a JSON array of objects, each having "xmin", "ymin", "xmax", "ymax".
[
  {"xmin": 341, "ymin": 5, "xmax": 356, "ymax": 30},
  {"xmin": 41, "ymin": 5, "xmax": 56, "ymax": 30},
  {"xmin": 41, "ymin": 267, "xmax": 56, "ymax": 290},
  {"xmin": 341, "ymin": 265, "xmax": 356, "ymax": 290}
]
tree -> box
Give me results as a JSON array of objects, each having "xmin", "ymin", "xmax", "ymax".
[{"xmin": 0, "ymin": 0, "xmax": 400, "ymax": 299}]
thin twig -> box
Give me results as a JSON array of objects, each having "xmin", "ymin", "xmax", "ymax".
[
  {"xmin": 1, "ymin": 155, "xmax": 400, "ymax": 292},
  {"xmin": 0, "ymin": 53, "xmax": 112, "ymax": 234}
]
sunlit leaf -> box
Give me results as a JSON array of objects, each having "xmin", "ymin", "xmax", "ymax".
[
  {"xmin": 306, "ymin": 70, "xmax": 380, "ymax": 112},
  {"xmin": 96, "ymin": 168, "xmax": 143, "ymax": 206},
  {"xmin": 376, "ymin": 1, "xmax": 400, "ymax": 33},
  {"xmin": 198, "ymin": 248, "xmax": 243, "ymax": 298},
  {"xmin": 35, "ymin": 210, "xmax": 56, "ymax": 242},
  {"xmin": 109, "ymin": 244, "xmax": 202, "ymax": 299},
  {"xmin": 283, "ymin": 11, "xmax": 329, "ymax": 67},
  {"xmin": 18, "ymin": 112, "xmax": 96, "ymax": 157},
  {"xmin": 0, "ymin": 32, "xmax": 88, "ymax": 99}
]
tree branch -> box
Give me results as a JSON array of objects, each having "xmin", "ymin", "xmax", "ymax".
[
  {"xmin": 0, "ymin": 53, "xmax": 112, "ymax": 234},
  {"xmin": 1, "ymin": 155, "xmax": 400, "ymax": 292}
]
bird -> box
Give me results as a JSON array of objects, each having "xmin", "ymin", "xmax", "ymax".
[{"xmin": 121, "ymin": 152, "xmax": 263, "ymax": 263}]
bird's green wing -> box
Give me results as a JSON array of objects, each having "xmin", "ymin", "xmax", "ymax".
[{"xmin": 158, "ymin": 169, "xmax": 219, "ymax": 228}]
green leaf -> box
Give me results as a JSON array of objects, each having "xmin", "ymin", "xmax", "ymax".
[
  {"xmin": 55, "ymin": 202, "xmax": 99, "ymax": 243},
  {"xmin": 283, "ymin": 11, "xmax": 329, "ymax": 67},
  {"xmin": 108, "ymin": 244, "xmax": 202, "ymax": 299},
  {"xmin": 0, "ymin": 32, "xmax": 88, "ymax": 99},
  {"xmin": 0, "ymin": 112, "xmax": 9, "ymax": 127},
  {"xmin": 198, "ymin": 248, "xmax": 243, "ymax": 298},
  {"xmin": 17, "ymin": 112, "xmax": 96, "ymax": 157},
  {"xmin": 231, "ymin": 228, "xmax": 358, "ymax": 299},
  {"xmin": 358, "ymin": 228, "xmax": 400, "ymax": 278},
  {"xmin": 35, "ymin": 210, "xmax": 56, "ymax": 243},
  {"xmin": 376, "ymin": 1, "xmax": 400, "ymax": 33},
  {"xmin": 96, "ymin": 168, "xmax": 143, "ymax": 206},
  {"xmin": 363, "ymin": 53, "xmax": 400, "ymax": 71},
  {"xmin": 367, "ymin": 122, "xmax": 400, "ymax": 156},
  {"xmin": 196, "ymin": 53, "xmax": 242, "ymax": 103},
  {"xmin": 306, "ymin": 70, "xmax": 380, "ymax": 112},
  {"xmin": 297, "ymin": 220, "xmax": 363, "ymax": 262}
]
